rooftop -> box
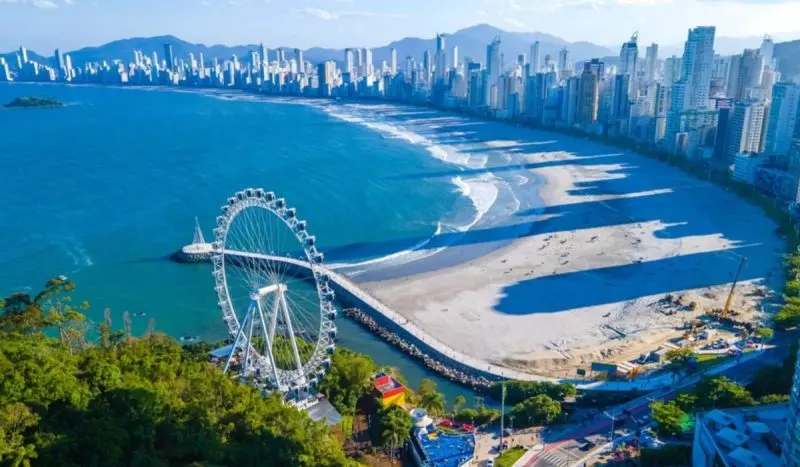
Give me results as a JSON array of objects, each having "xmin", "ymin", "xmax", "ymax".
[
  {"xmin": 697, "ymin": 404, "xmax": 788, "ymax": 467},
  {"xmin": 413, "ymin": 428, "xmax": 475, "ymax": 467}
]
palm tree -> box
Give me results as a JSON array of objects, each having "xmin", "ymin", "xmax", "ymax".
[
  {"xmin": 453, "ymin": 395, "xmax": 466, "ymax": 417},
  {"xmin": 380, "ymin": 406, "xmax": 412, "ymax": 463},
  {"xmin": 421, "ymin": 391, "xmax": 446, "ymax": 416}
]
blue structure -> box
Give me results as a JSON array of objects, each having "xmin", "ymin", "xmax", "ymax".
[{"xmin": 409, "ymin": 408, "xmax": 475, "ymax": 467}]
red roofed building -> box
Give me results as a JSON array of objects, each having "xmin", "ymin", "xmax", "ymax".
[{"xmin": 373, "ymin": 373, "xmax": 406, "ymax": 407}]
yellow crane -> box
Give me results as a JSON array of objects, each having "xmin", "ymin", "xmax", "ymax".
[{"xmin": 722, "ymin": 256, "xmax": 748, "ymax": 318}]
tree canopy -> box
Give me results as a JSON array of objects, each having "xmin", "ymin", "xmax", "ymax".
[
  {"xmin": 0, "ymin": 280, "xmax": 354, "ymax": 467},
  {"xmin": 510, "ymin": 394, "xmax": 562, "ymax": 426}
]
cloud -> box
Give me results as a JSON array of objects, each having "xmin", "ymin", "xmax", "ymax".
[
  {"xmin": 300, "ymin": 6, "xmax": 339, "ymax": 19},
  {"xmin": 63, "ymin": 0, "xmax": 74, "ymax": 4},
  {"xmin": 299, "ymin": 7, "xmax": 407, "ymax": 20},
  {"xmin": 33, "ymin": 0, "xmax": 59, "ymax": 8},
  {"xmin": 503, "ymin": 17, "xmax": 525, "ymax": 28}
]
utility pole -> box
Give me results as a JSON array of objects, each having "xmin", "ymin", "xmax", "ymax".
[
  {"xmin": 500, "ymin": 381, "xmax": 506, "ymax": 452},
  {"xmin": 604, "ymin": 410, "xmax": 618, "ymax": 447}
]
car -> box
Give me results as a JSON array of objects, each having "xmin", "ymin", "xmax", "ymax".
[
  {"xmin": 486, "ymin": 460, "xmax": 495, "ymax": 467},
  {"xmin": 580, "ymin": 441, "xmax": 597, "ymax": 451},
  {"xmin": 503, "ymin": 428, "xmax": 513, "ymax": 437},
  {"xmin": 638, "ymin": 415, "xmax": 651, "ymax": 425}
]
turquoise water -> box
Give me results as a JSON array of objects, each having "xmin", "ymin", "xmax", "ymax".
[{"xmin": 0, "ymin": 83, "xmax": 484, "ymax": 404}]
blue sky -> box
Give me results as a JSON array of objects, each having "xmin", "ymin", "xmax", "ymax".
[{"xmin": 2, "ymin": 0, "xmax": 800, "ymax": 53}]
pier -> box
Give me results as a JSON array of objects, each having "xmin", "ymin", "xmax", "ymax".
[{"xmin": 177, "ymin": 241, "xmax": 706, "ymax": 392}]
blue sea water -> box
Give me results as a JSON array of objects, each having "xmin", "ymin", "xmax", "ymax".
[{"xmin": 0, "ymin": 82, "xmax": 501, "ymax": 403}]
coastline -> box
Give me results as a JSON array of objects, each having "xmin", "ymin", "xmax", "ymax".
[{"xmin": 5, "ymin": 82, "xmax": 785, "ymax": 381}]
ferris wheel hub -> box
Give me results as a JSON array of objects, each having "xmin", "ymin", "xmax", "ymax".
[{"xmin": 255, "ymin": 283, "xmax": 287, "ymax": 298}]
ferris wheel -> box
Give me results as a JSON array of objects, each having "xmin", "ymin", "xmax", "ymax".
[{"xmin": 211, "ymin": 188, "xmax": 337, "ymax": 394}]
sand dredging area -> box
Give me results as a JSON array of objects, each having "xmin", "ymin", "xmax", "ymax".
[{"xmin": 355, "ymin": 109, "xmax": 785, "ymax": 379}]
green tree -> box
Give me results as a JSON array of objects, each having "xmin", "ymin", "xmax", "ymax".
[
  {"xmin": 775, "ymin": 298, "xmax": 800, "ymax": 329},
  {"xmin": 417, "ymin": 379, "xmax": 446, "ymax": 416},
  {"xmin": 510, "ymin": 394, "xmax": 562, "ymax": 426},
  {"xmin": 665, "ymin": 347, "xmax": 696, "ymax": 374},
  {"xmin": 377, "ymin": 405, "xmax": 412, "ymax": 460},
  {"xmin": 650, "ymin": 401, "xmax": 690, "ymax": 437},
  {"xmin": 453, "ymin": 395, "xmax": 466, "ymax": 416},
  {"xmin": 488, "ymin": 381, "xmax": 576, "ymax": 404},
  {"xmin": 694, "ymin": 376, "xmax": 755, "ymax": 409},
  {"xmin": 318, "ymin": 348, "xmax": 376, "ymax": 416},
  {"xmin": 754, "ymin": 327, "xmax": 774, "ymax": 340}
]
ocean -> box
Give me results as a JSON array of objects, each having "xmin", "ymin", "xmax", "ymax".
[{"xmin": 0, "ymin": 82, "xmax": 539, "ymax": 405}]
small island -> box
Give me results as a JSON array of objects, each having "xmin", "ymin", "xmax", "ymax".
[{"xmin": 4, "ymin": 96, "xmax": 64, "ymax": 108}]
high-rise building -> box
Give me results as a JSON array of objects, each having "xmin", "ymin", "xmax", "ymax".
[
  {"xmin": 54, "ymin": 48, "xmax": 63, "ymax": 70},
  {"xmin": 317, "ymin": 61, "xmax": 336, "ymax": 97},
  {"xmin": 562, "ymin": 76, "xmax": 581, "ymax": 126},
  {"xmin": 435, "ymin": 33, "xmax": 447, "ymax": 82},
  {"xmin": 578, "ymin": 60, "xmax": 602, "ymax": 124},
  {"xmin": 612, "ymin": 74, "xmax": 631, "ymax": 120},
  {"xmin": 726, "ymin": 100, "xmax": 766, "ymax": 162},
  {"xmin": 619, "ymin": 33, "xmax": 638, "ymax": 74},
  {"xmin": 664, "ymin": 56, "xmax": 681, "ymax": 85},
  {"xmin": 760, "ymin": 34, "xmax": 775, "ymax": 72},
  {"xmin": 486, "ymin": 37, "xmax": 501, "ymax": 108},
  {"xmin": 295, "ymin": 49, "xmax": 304, "ymax": 74},
  {"xmin": 557, "ymin": 47, "xmax": 570, "ymax": 82},
  {"xmin": 764, "ymin": 82, "xmax": 800, "ymax": 155},
  {"xmin": 0, "ymin": 58, "xmax": 11, "ymax": 82},
  {"xmin": 344, "ymin": 48, "xmax": 354, "ymax": 76},
  {"xmin": 530, "ymin": 41, "xmax": 540, "ymax": 76},
  {"xmin": 680, "ymin": 26, "xmax": 716, "ymax": 110},
  {"xmin": 390, "ymin": 48, "xmax": 397, "ymax": 75},
  {"xmin": 783, "ymin": 343, "xmax": 800, "ymax": 466},
  {"xmin": 365, "ymin": 48, "xmax": 373, "ymax": 76},
  {"xmin": 423, "ymin": 50, "xmax": 432, "ymax": 82},
  {"xmin": 259, "ymin": 43, "xmax": 267, "ymax": 67},
  {"xmin": 19, "ymin": 46, "xmax": 28, "ymax": 64},
  {"xmin": 644, "ymin": 43, "xmax": 658, "ymax": 83},
  {"xmin": 163, "ymin": 43, "xmax": 174, "ymax": 71},
  {"xmin": 453, "ymin": 46, "xmax": 458, "ymax": 69}
]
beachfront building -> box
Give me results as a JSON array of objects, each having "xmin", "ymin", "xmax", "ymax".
[
  {"xmin": 373, "ymin": 373, "xmax": 406, "ymax": 407},
  {"xmin": 692, "ymin": 405, "xmax": 787, "ymax": 467},
  {"xmin": 764, "ymin": 82, "xmax": 800, "ymax": 156},
  {"xmin": 732, "ymin": 152, "xmax": 769, "ymax": 185},
  {"xmin": 408, "ymin": 408, "xmax": 475, "ymax": 467},
  {"xmin": 725, "ymin": 101, "xmax": 766, "ymax": 163}
]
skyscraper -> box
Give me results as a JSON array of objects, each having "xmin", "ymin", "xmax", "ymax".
[
  {"xmin": 764, "ymin": 82, "xmax": 800, "ymax": 155},
  {"xmin": 619, "ymin": 32, "xmax": 639, "ymax": 77},
  {"xmin": 557, "ymin": 47, "xmax": 570, "ymax": 82},
  {"xmin": 259, "ymin": 43, "xmax": 267, "ymax": 67},
  {"xmin": 644, "ymin": 43, "xmax": 658, "ymax": 83},
  {"xmin": 486, "ymin": 37, "xmax": 502, "ymax": 108},
  {"xmin": 680, "ymin": 26, "xmax": 716, "ymax": 110},
  {"xmin": 390, "ymin": 48, "xmax": 397, "ymax": 75},
  {"xmin": 453, "ymin": 46, "xmax": 458, "ymax": 69},
  {"xmin": 423, "ymin": 50, "xmax": 432, "ymax": 82},
  {"xmin": 295, "ymin": 49, "xmax": 304, "ymax": 74},
  {"xmin": 783, "ymin": 344, "xmax": 800, "ymax": 466},
  {"xmin": 19, "ymin": 46, "xmax": 28, "ymax": 64},
  {"xmin": 163, "ymin": 43, "xmax": 174, "ymax": 71},
  {"xmin": 435, "ymin": 33, "xmax": 447, "ymax": 82},
  {"xmin": 579, "ymin": 60, "xmax": 602, "ymax": 124},
  {"xmin": 317, "ymin": 61, "xmax": 336, "ymax": 97},
  {"xmin": 530, "ymin": 41, "xmax": 540, "ymax": 76},
  {"xmin": 365, "ymin": 48, "xmax": 373, "ymax": 76},
  {"xmin": 760, "ymin": 34, "xmax": 775, "ymax": 72},
  {"xmin": 725, "ymin": 100, "xmax": 766, "ymax": 162},
  {"xmin": 344, "ymin": 48, "xmax": 354, "ymax": 76}
]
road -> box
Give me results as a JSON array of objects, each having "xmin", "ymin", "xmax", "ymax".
[{"xmin": 517, "ymin": 336, "xmax": 795, "ymax": 467}]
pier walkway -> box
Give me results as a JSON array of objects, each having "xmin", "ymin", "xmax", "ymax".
[{"xmin": 186, "ymin": 245, "xmax": 729, "ymax": 392}]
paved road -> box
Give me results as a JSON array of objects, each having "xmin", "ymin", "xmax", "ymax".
[{"xmin": 519, "ymin": 337, "xmax": 795, "ymax": 467}]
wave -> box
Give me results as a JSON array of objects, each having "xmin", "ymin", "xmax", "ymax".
[{"xmin": 321, "ymin": 104, "xmax": 508, "ymax": 275}]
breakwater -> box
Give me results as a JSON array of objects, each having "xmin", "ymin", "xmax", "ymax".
[{"xmin": 342, "ymin": 307, "xmax": 492, "ymax": 390}]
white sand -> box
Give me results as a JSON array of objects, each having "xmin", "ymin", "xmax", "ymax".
[{"xmin": 362, "ymin": 116, "xmax": 785, "ymax": 377}]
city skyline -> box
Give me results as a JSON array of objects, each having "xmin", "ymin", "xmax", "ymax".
[{"xmin": 3, "ymin": 0, "xmax": 800, "ymax": 53}]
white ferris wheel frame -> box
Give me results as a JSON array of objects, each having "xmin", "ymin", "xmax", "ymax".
[{"xmin": 210, "ymin": 188, "xmax": 337, "ymax": 394}]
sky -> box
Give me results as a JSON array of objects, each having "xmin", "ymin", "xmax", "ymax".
[{"xmin": 2, "ymin": 0, "xmax": 800, "ymax": 53}]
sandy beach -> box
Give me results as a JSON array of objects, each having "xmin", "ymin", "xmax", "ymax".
[{"xmin": 353, "ymin": 108, "xmax": 785, "ymax": 378}]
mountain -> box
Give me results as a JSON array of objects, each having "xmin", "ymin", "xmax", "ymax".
[{"xmin": 2, "ymin": 24, "xmax": 613, "ymax": 71}]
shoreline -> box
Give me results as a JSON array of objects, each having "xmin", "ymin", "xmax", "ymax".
[{"xmin": 5, "ymin": 82, "xmax": 785, "ymax": 381}]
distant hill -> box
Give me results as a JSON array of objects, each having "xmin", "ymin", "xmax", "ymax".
[{"xmin": 2, "ymin": 24, "xmax": 614, "ymax": 71}]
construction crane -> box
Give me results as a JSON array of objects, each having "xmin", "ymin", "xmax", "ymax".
[{"xmin": 722, "ymin": 256, "xmax": 748, "ymax": 318}]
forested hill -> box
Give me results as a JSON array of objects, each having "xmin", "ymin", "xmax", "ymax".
[{"xmin": 0, "ymin": 278, "xmax": 352, "ymax": 466}]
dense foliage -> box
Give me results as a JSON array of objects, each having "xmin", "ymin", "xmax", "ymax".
[
  {"xmin": 417, "ymin": 379, "xmax": 446, "ymax": 416},
  {"xmin": 746, "ymin": 344, "xmax": 797, "ymax": 400},
  {"xmin": 639, "ymin": 445, "xmax": 692, "ymax": 467},
  {"xmin": 0, "ymin": 281, "xmax": 352, "ymax": 466},
  {"xmin": 318, "ymin": 348, "xmax": 377, "ymax": 417},
  {"xmin": 510, "ymin": 394, "xmax": 562, "ymax": 426},
  {"xmin": 487, "ymin": 381, "xmax": 576, "ymax": 405},
  {"xmin": 376, "ymin": 405, "xmax": 412, "ymax": 451}
]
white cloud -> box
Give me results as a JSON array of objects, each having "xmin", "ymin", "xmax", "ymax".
[
  {"xmin": 63, "ymin": 0, "xmax": 75, "ymax": 4},
  {"xmin": 33, "ymin": 0, "xmax": 59, "ymax": 8},
  {"xmin": 300, "ymin": 7, "xmax": 339, "ymax": 20},
  {"xmin": 503, "ymin": 17, "xmax": 525, "ymax": 28}
]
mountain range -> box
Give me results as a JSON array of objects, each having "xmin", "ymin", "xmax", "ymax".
[{"xmin": 3, "ymin": 24, "xmax": 799, "ymax": 80}]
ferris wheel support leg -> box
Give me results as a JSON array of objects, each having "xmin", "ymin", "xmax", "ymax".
[
  {"xmin": 242, "ymin": 302, "xmax": 257, "ymax": 375},
  {"xmin": 268, "ymin": 292, "xmax": 281, "ymax": 345},
  {"xmin": 223, "ymin": 310, "xmax": 250, "ymax": 374},
  {"xmin": 279, "ymin": 289, "xmax": 304, "ymax": 376},
  {"xmin": 256, "ymin": 299, "xmax": 281, "ymax": 386}
]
